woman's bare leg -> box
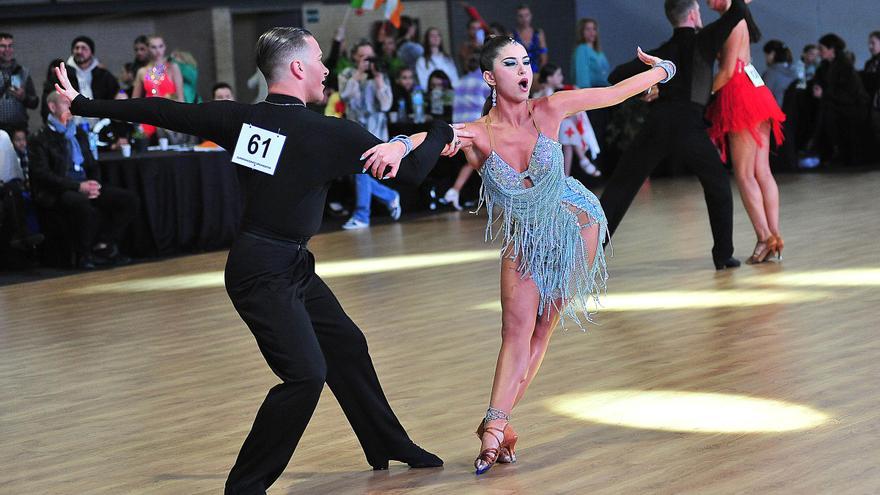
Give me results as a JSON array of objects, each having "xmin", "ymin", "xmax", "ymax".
[
  {"xmin": 753, "ymin": 121, "xmax": 781, "ymax": 237},
  {"xmin": 729, "ymin": 130, "xmax": 771, "ymax": 240},
  {"xmin": 512, "ymin": 216, "xmax": 601, "ymax": 408},
  {"xmin": 452, "ymin": 165, "xmax": 474, "ymax": 192},
  {"xmin": 476, "ymin": 256, "xmax": 540, "ymax": 469}
]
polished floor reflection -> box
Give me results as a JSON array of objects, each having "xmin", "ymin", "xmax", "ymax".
[{"xmin": 2, "ymin": 172, "xmax": 879, "ymax": 494}]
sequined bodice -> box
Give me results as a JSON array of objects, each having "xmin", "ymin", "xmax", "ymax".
[{"xmin": 483, "ymin": 132, "xmax": 563, "ymax": 191}]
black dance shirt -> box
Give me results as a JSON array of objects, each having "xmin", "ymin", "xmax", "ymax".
[
  {"xmin": 609, "ymin": 0, "xmax": 747, "ymax": 108},
  {"xmin": 71, "ymin": 93, "xmax": 453, "ymax": 240}
]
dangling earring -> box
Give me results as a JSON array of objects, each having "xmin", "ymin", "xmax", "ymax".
[{"xmin": 492, "ymin": 87, "xmax": 497, "ymax": 107}]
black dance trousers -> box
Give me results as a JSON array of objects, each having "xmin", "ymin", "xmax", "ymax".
[
  {"xmin": 600, "ymin": 102, "xmax": 734, "ymax": 263},
  {"xmin": 56, "ymin": 185, "xmax": 138, "ymax": 255},
  {"xmin": 223, "ymin": 232, "xmax": 413, "ymax": 495}
]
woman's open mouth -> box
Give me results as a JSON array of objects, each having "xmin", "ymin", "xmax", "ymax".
[{"xmin": 518, "ymin": 78, "xmax": 530, "ymax": 92}]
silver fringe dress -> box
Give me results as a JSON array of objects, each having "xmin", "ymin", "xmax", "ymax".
[{"xmin": 476, "ymin": 111, "xmax": 609, "ymax": 328}]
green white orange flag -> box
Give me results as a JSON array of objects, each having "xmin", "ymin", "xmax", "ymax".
[
  {"xmin": 384, "ymin": 0, "xmax": 403, "ymax": 28},
  {"xmin": 350, "ymin": 0, "xmax": 403, "ymax": 28}
]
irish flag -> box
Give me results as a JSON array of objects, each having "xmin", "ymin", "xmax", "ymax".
[{"xmin": 351, "ymin": 0, "xmax": 404, "ymax": 28}]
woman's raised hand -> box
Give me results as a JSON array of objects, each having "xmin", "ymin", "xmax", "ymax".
[{"xmin": 636, "ymin": 47, "xmax": 662, "ymax": 67}]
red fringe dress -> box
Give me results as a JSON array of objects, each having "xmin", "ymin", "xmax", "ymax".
[{"xmin": 706, "ymin": 59, "xmax": 786, "ymax": 162}]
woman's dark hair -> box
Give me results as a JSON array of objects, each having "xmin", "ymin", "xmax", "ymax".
[
  {"xmin": 818, "ymin": 33, "xmax": 854, "ymax": 65},
  {"xmin": 870, "ymin": 31, "xmax": 880, "ymax": 42},
  {"xmin": 479, "ymin": 35, "xmax": 522, "ymax": 116},
  {"xmin": 350, "ymin": 39, "xmax": 374, "ymax": 59},
  {"xmin": 818, "ymin": 33, "xmax": 846, "ymax": 55},
  {"xmin": 538, "ymin": 63, "xmax": 560, "ymax": 84},
  {"xmin": 576, "ymin": 18, "xmax": 601, "ymax": 52},
  {"xmin": 427, "ymin": 69, "xmax": 452, "ymax": 90},
  {"xmin": 763, "ymin": 39, "xmax": 792, "ymax": 65},
  {"xmin": 422, "ymin": 27, "xmax": 447, "ymax": 56}
]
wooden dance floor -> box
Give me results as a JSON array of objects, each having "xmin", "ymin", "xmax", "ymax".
[{"xmin": 3, "ymin": 172, "xmax": 880, "ymax": 494}]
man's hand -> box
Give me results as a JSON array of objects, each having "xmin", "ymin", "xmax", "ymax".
[
  {"xmin": 79, "ymin": 180, "xmax": 101, "ymax": 199},
  {"xmin": 361, "ymin": 141, "xmax": 406, "ymax": 179},
  {"xmin": 441, "ymin": 124, "xmax": 475, "ymax": 156},
  {"xmin": 8, "ymin": 86, "xmax": 25, "ymax": 101},
  {"xmin": 53, "ymin": 62, "xmax": 81, "ymax": 105},
  {"xmin": 641, "ymin": 85, "xmax": 660, "ymax": 103}
]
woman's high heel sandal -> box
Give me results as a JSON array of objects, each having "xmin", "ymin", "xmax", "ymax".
[
  {"xmin": 773, "ymin": 234, "xmax": 784, "ymax": 261},
  {"xmin": 474, "ymin": 424, "xmax": 506, "ymax": 475},
  {"xmin": 746, "ymin": 237, "xmax": 778, "ymax": 264},
  {"xmin": 476, "ymin": 421, "xmax": 518, "ymax": 463}
]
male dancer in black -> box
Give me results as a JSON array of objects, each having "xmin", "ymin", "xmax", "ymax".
[
  {"xmin": 600, "ymin": 0, "xmax": 751, "ymax": 269},
  {"xmin": 53, "ymin": 28, "xmax": 465, "ymax": 494}
]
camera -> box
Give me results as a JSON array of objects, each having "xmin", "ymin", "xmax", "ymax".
[{"xmin": 365, "ymin": 57, "xmax": 387, "ymax": 75}]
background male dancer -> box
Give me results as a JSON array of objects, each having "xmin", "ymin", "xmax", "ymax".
[
  {"xmin": 53, "ymin": 27, "xmax": 463, "ymax": 494},
  {"xmin": 600, "ymin": 0, "xmax": 751, "ymax": 270}
]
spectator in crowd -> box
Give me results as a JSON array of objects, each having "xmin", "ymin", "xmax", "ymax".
[
  {"xmin": 29, "ymin": 91, "xmax": 138, "ymax": 269},
  {"xmin": 132, "ymin": 35, "xmax": 150, "ymax": 75},
  {"xmin": 811, "ymin": 33, "xmax": 870, "ymax": 165},
  {"xmin": 212, "ymin": 82, "xmax": 235, "ymax": 101},
  {"xmin": 118, "ymin": 36, "xmax": 150, "ymax": 97},
  {"xmin": 452, "ymin": 53, "xmax": 488, "ymax": 125},
  {"xmin": 391, "ymin": 66, "xmax": 416, "ymax": 122},
  {"xmin": 132, "ymin": 35, "xmax": 184, "ymax": 102},
  {"xmin": 11, "ymin": 128, "xmax": 30, "ymax": 184},
  {"xmin": 379, "ymin": 36, "xmax": 406, "ymax": 78},
  {"xmin": 171, "ymin": 50, "xmax": 201, "ymax": 103},
  {"xmin": 534, "ymin": 63, "xmax": 601, "ymax": 177},
  {"xmin": 489, "ymin": 22, "xmax": 507, "ymax": 38},
  {"xmin": 1, "ymin": 129, "xmax": 42, "ymax": 250},
  {"xmin": 458, "ymin": 18, "xmax": 485, "ymax": 70},
  {"xmin": 41, "ymin": 59, "xmax": 70, "ymax": 122},
  {"xmin": 796, "ymin": 44, "xmax": 820, "ymax": 86},
  {"xmin": 426, "ymin": 69, "xmax": 453, "ymax": 122},
  {"xmin": 132, "ymin": 35, "xmax": 185, "ymax": 142},
  {"xmin": 571, "ymin": 18, "xmax": 610, "ymax": 89},
  {"xmin": 512, "ymin": 4, "xmax": 548, "ymax": 73},
  {"xmin": 442, "ymin": 52, "xmax": 489, "ymax": 210},
  {"xmin": 416, "ymin": 27, "xmax": 459, "ymax": 90},
  {"xmin": 762, "ymin": 40, "xmax": 798, "ymax": 106},
  {"xmin": 338, "ymin": 40, "xmax": 400, "ymax": 230},
  {"xmin": 67, "ymin": 36, "xmax": 120, "ymax": 102},
  {"xmin": 570, "ymin": 18, "xmax": 610, "ymax": 169},
  {"xmin": 396, "ymin": 16, "xmax": 424, "ymax": 70},
  {"xmin": 0, "ymin": 33, "xmax": 38, "ymax": 136},
  {"xmin": 863, "ymin": 31, "xmax": 880, "ymax": 146}
]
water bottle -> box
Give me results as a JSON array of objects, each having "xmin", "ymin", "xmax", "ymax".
[
  {"xmin": 397, "ymin": 99, "xmax": 407, "ymax": 123},
  {"xmin": 430, "ymin": 88, "xmax": 444, "ymax": 116},
  {"xmin": 412, "ymin": 89, "xmax": 424, "ymax": 124},
  {"xmin": 79, "ymin": 123, "xmax": 98, "ymax": 159}
]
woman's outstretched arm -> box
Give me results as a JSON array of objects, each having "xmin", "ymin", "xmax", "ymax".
[{"xmin": 545, "ymin": 47, "xmax": 670, "ymax": 117}]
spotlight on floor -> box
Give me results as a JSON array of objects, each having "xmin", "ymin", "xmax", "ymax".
[
  {"xmin": 70, "ymin": 250, "xmax": 499, "ymax": 294},
  {"xmin": 548, "ymin": 390, "xmax": 828, "ymax": 433},
  {"xmin": 746, "ymin": 268, "xmax": 880, "ymax": 287}
]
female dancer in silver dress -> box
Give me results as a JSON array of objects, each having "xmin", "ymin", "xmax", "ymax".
[{"xmin": 455, "ymin": 36, "xmax": 674, "ymax": 474}]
